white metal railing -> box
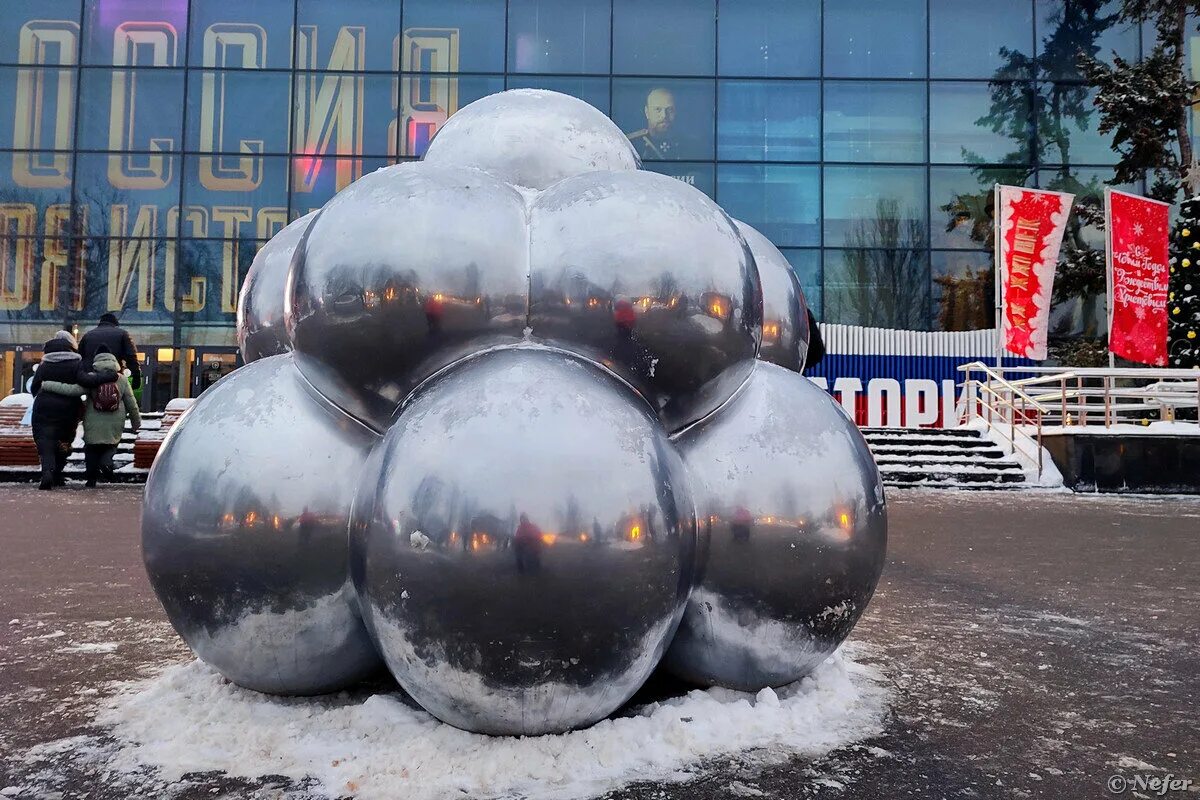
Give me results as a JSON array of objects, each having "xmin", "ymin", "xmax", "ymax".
[{"xmin": 958, "ymin": 363, "xmax": 1200, "ymax": 479}]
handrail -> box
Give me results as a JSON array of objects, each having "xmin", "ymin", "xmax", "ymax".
[
  {"xmin": 957, "ymin": 362, "xmax": 1051, "ymax": 413},
  {"xmin": 957, "ymin": 361, "xmax": 1047, "ymax": 479}
]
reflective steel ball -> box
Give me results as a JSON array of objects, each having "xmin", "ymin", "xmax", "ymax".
[
  {"xmin": 735, "ymin": 220, "xmax": 810, "ymax": 372},
  {"xmin": 236, "ymin": 212, "xmax": 314, "ymax": 363}
]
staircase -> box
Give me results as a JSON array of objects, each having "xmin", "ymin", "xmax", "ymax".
[{"xmin": 861, "ymin": 427, "xmax": 1028, "ymax": 489}]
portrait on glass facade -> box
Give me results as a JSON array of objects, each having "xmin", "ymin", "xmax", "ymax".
[{"xmin": 614, "ymin": 80, "xmax": 713, "ymax": 163}]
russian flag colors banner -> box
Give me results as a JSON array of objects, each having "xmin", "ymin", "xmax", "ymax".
[
  {"xmin": 1105, "ymin": 189, "xmax": 1170, "ymax": 366},
  {"xmin": 996, "ymin": 186, "xmax": 1074, "ymax": 360}
]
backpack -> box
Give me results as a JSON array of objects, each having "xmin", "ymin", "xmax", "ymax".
[{"xmin": 93, "ymin": 381, "xmax": 121, "ymax": 413}]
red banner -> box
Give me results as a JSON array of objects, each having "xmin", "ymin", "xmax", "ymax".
[
  {"xmin": 1106, "ymin": 189, "xmax": 1170, "ymax": 366},
  {"xmin": 997, "ymin": 186, "xmax": 1074, "ymax": 360}
]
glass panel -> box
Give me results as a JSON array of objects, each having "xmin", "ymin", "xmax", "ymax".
[
  {"xmin": 186, "ymin": 70, "xmax": 291, "ymax": 155},
  {"xmin": 824, "ymin": 0, "xmax": 926, "ymax": 78},
  {"xmin": 1038, "ymin": 166, "xmax": 1131, "ymax": 248},
  {"xmin": 781, "ymin": 249, "xmax": 822, "ymax": 318},
  {"xmin": 180, "ymin": 155, "xmax": 290, "ymax": 234},
  {"xmin": 717, "ymin": 164, "xmax": 820, "ymax": 247},
  {"xmin": 717, "ymin": 80, "xmax": 819, "ymax": 162},
  {"xmin": 402, "ymin": 0, "xmax": 506, "ymax": 74},
  {"xmin": 293, "ymin": 73, "xmax": 397, "ymax": 159},
  {"xmin": 718, "ymin": 0, "xmax": 819, "ymax": 78},
  {"xmin": 175, "ymin": 238, "xmax": 261, "ymax": 323},
  {"xmin": 398, "ymin": 75, "xmax": 505, "ymax": 157},
  {"xmin": 0, "ymin": 151, "xmax": 75, "ymax": 226},
  {"xmin": 931, "ymin": 250, "xmax": 993, "ymax": 330},
  {"xmin": 74, "ymin": 152, "xmax": 181, "ymax": 238},
  {"xmin": 78, "ymin": 67, "xmax": 185, "ymax": 151},
  {"xmin": 0, "ymin": 67, "xmax": 76, "ymax": 150},
  {"xmin": 505, "ymin": 75, "xmax": 610, "ymax": 114},
  {"xmin": 74, "ymin": 237, "xmax": 171, "ymax": 323},
  {"xmin": 290, "ymin": 155, "xmax": 390, "ymax": 214},
  {"xmin": 83, "ymin": 0, "xmax": 186, "ymax": 66},
  {"xmin": 930, "ymin": 81, "xmax": 1033, "ymax": 164},
  {"xmin": 508, "ymin": 0, "xmax": 610, "ymax": 74},
  {"xmin": 189, "ymin": 0, "xmax": 294, "ymax": 70},
  {"xmin": 1, "ymin": 3, "xmax": 80, "ymax": 67},
  {"xmin": 296, "ymin": 0, "xmax": 400, "ymax": 72},
  {"xmin": 613, "ymin": 0, "xmax": 715, "ymax": 76},
  {"xmin": 612, "ymin": 78, "xmax": 715, "ymax": 161},
  {"xmin": 823, "ymin": 165, "xmax": 926, "ymax": 249},
  {"xmin": 823, "ymin": 81, "xmax": 925, "ymax": 163},
  {"xmin": 1035, "ymin": 0, "xmax": 1138, "ymax": 81},
  {"xmin": 930, "ymin": 0, "xmax": 1034, "ymax": 79},
  {"xmin": 644, "ymin": 162, "xmax": 715, "ymax": 199},
  {"xmin": 929, "ymin": 166, "xmax": 1032, "ymax": 249},
  {"xmin": 824, "ymin": 248, "xmax": 932, "ymax": 330},
  {"xmin": 0, "ymin": 235, "xmax": 72, "ymax": 324},
  {"xmin": 1037, "ymin": 84, "xmax": 1118, "ymax": 165}
]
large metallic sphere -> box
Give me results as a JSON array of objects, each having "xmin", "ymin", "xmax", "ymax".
[
  {"xmin": 663, "ymin": 363, "xmax": 887, "ymax": 691},
  {"xmin": 529, "ymin": 170, "xmax": 762, "ymax": 432},
  {"xmin": 236, "ymin": 212, "xmax": 315, "ymax": 363},
  {"xmin": 351, "ymin": 347, "xmax": 696, "ymax": 735},
  {"xmin": 142, "ymin": 354, "xmax": 383, "ymax": 695},
  {"xmin": 287, "ymin": 163, "xmax": 529, "ymax": 430},
  {"xmin": 423, "ymin": 89, "xmax": 640, "ymax": 191},
  {"xmin": 734, "ymin": 221, "xmax": 811, "ymax": 372}
]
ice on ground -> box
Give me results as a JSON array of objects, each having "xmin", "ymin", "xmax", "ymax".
[{"xmin": 48, "ymin": 648, "xmax": 887, "ymax": 800}]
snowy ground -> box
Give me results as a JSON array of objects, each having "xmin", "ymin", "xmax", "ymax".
[{"xmin": 0, "ymin": 486, "xmax": 1197, "ymax": 799}]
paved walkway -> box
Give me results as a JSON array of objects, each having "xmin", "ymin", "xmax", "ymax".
[{"xmin": 0, "ymin": 486, "xmax": 1196, "ymax": 799}]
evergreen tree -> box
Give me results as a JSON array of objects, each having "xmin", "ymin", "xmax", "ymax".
[{"xmin": 1168, "ymin": 197, "xmax": 1200, "ymax": 367}]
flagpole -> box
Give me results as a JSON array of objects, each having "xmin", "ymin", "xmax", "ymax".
[
  {"xmin": 1104, "ymin": 186, "xmax": 1115, "ymax": 369},
  {"xmin": 993, "ymin": 183, "xmax": 1003, "ymax": 368}
]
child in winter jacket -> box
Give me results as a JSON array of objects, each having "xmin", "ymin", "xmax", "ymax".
[{"xmin": 40, "ymin": 345, "xmax": 141, "ymax": 487}]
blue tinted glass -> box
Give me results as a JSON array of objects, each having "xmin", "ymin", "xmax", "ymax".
[
  {"xmin": 291, "ymin": 155, "xmax": 391, "ymax": 214},
  {"xmin": 824, "ymin": 82, "xmax": 925, "ymax": 163},
  {"xmin": 931, "ymin": 250, "xmax": 993, "ymax": 330},
  {"xmin": 76, "ymin": 239, "xmax": 170, "ymax": 323},
  {"xmin": 613, "ymin": 0, "xmax": 715, "ymax": 76},
  {"xmin": 175, "ymin": 238, "xmax": 261, "ymax": 324},
  {"xmin": 1037, "ymin": 84, "xmax": 1118, "ymax": 165},
  {"xmin": 931, "ymin": 82, "xmax": 1032, "ymax": 164},
  {"xmin": 824, "ymin": 0, "xmax": 925, "ymax": 78},
  {"xmin": 717, "ymin": 0, "xmax": 819, "ymax": 77},
  {"xmin": 823, "ymin": 165, "xmax": 927, "ymax": 249},
  {"xmin": 296, "ymin": 0, "xmax": 400, "ymax": 72},
  {"xmin": 293, "ymin": 74, "xmax": 397, "ymax": 157},
  {"xmin": 718, "ymin": 80, "xmax": 818, "ymax": 161},
  {"xmin": 190, "ymin": 0, "xmax": 294, "ymax": 70},
  {"xmin": 929, "ymin": 166, "xmax": 1031, "ymax": 249},
  {"xmin": 78, "ymin": 67, "xmax": 185, "ymax": 151},
  {"xmin": 1038, "ymin": 167, "xmax": 1134, "ymax": 249},
  {"xmin": 717, "ymin": 164, "xmax": 819, "ymax": 247},
  {"xmin": 73, "ymin": 152, "xmax": 181, "ymax": 238},
  {"xmin": 186, "ymin": 70, "xmax": 291, "ymax": 155},
  {"xmin": 84, "ymin": 0, "xmax": 187, "ymax": 66},
  {"xmin": 403, "ymin": 0, "xmax": 506, "ymax": 73},
  {"xmin": 930, "ymin": 0, "xmax": 1034, "ymax": 79},
  {"xmin": 1036, "ymin": 0, "xmax": 1138, "ymax": 81},
  {"xmin": 181, "ymin": 155, "xmax": 290, "ymax": 220},
  {"xmin": 644, "ymin": 162, "xmax": 716, "ymax": 199},
  {"xmin": 0, "ymin": 151, "xmax": 73, "ymax": 221},
  {"xmin": 824, "ymin": 248, "xmax": 932, "ymax": 329},
  {"xmin": 505, "ymin": 75, "xmax": 610, "ymax": 114},
  {"xmin": 0, "ymin": 3, "xmax": 80, "ymax": 67},
  {"xmin": 612, "ymin": 79, "xmax": 715, "ymax": 161},
  {"xmin": 781, "ymin": 248, "xmax": 822, "ymax": 318},
  {"xmin": 0, "ymin": 67, "xmax": 76, "ymax": 150},
  {"xmin": 508, "ymin": 0, "xmax": 610, "ymax": 74},
  {"xmin": 399, "ymin": 75, "xmax": 505, "ymax": 157}
]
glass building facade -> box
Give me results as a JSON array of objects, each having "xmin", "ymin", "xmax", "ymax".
[{"xmin": 0, "ymin": 0, "xmax": 1167, "ymax": 406}]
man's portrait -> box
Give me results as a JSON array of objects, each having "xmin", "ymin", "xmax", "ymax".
[{"xmin": 627, "ymin": 87, "xmax": 681, "ymax": 160}]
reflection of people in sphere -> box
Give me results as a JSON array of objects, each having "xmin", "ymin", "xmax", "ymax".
[{"xmin": 627, "ymin": 88, "xmax": 680, "ymax": 160}]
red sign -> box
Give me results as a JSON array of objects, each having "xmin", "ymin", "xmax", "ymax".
[
  {"xmin": 1107, "ymin": 189, "xmax": 1170, "ymax": 366},
  {"xmin": 997, "ymin": 186, "xmax": 1074, "ymax": 360}
]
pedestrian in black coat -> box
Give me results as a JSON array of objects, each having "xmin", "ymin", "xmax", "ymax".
[
  {"xmin": 79, "ymin": 313, "xmax": 142, "ymax": 390},
  {"xmin": 30, "ymin": 333, "xmax": 84, "ymax": 490}
]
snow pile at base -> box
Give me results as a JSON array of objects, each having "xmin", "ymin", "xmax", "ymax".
[{"xmin": 88, "ymin": 649, "xmax": 887, "ymax": 800}]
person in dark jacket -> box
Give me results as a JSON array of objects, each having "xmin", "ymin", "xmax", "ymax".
[
  {"xmin": 40, "ymin": 345, "xmax": 140, "ymax": 487},
  {"xmin": 79, "ymin": 313, "xmax": 142, "ymax": 390},
  {"xmin": 29, "ymin": 332, "xmax": 85, "ymax": 490}
]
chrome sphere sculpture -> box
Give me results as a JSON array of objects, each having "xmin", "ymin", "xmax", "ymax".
[{"xmin": 142, "ymin": 89, "xmax": 886, "ymax": 735}]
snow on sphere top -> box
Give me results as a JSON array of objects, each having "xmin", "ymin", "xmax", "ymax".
[{"xmin": 422, "ymin": 89, "xmax": 640, "ymax": 191}]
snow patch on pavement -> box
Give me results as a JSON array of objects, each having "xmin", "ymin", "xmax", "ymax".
[{"xmin": 25, "ymin": 648, "xmax": 888, "ymax": 800}]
